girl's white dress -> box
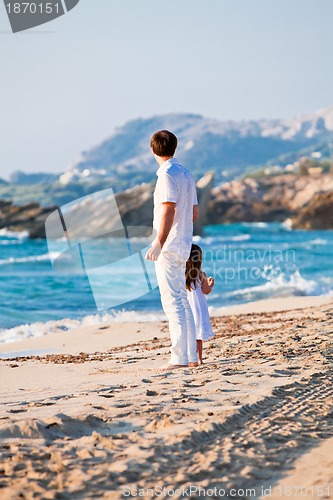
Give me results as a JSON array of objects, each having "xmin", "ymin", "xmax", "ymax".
[{"xmin": 187, "ymin": 279, "xmax": 214, "ymax": 341}]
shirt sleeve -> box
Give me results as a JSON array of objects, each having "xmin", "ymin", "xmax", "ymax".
[
  {"xmin": 193, "ymin": 187, "xmax": 198, "ymax": 205},
  {"xmin": 159, "ymin": 172, "xmax": 178, "ymax": 203}
]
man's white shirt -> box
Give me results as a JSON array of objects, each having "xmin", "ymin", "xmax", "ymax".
[{"xmin": 153, "ymin": 157, "xmax": 198, "ymax": 261}]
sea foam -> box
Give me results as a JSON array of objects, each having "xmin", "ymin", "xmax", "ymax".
[
  {"xmin": 227, "ymin": 269, "xmax": 322, "ymax": 301},
  {"xmin": 0, "ymin": 252, "xmax": 59, "ymax": 266},
  {"xmin": 0, "ymin": 309, "xmax": 166, "ymax": 345},
  {"xmin": 0, "ymin": 228, "xmax": 29, "ymax": 239}
]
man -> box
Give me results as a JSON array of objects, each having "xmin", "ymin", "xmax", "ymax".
[{"xmin": 145, "ymin": 130, "xmax": 199, "ymax": 370}]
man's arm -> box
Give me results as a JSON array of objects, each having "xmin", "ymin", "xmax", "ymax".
[
  {"xmin": 158, "ymin": 202, "xmax": 176, "ymax": 248},
  {"xmin": 193, "ymin": 204, "xmax": 199, "ymax": 222},
  {"xmin": 145, "ymin": 202, "xmax": 176, "ymax": 261}
]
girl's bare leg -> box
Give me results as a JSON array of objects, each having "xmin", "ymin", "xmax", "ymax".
[{"xmin": 196, "ymin": 340, "xmax": 203, "ymax": 365}]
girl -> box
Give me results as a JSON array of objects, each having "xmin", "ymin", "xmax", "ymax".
[{"xmin": 186, "ymin": 243, "xmax": 215, "ymax": 365}]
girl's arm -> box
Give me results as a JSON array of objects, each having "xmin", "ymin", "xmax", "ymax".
[{"xmin": 201, "ymin": 271, "xmax": 215, "ymax": 295}]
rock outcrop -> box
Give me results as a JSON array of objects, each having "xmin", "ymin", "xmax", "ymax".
[
  {"xmin": 115, "ymin": 183, "xmax": 154, "ymax": 231},
  {"xmin": 292, "ymin": 191, "xmax": 333, "ymax": 229},
  {"xmin": 3, "ymin": 172, "xmax": 333, "ymax": 237},
  {"xmin": 194, "ymin": 171, "xmax": 214, "ymax": 234},
  {"xmin": 207, "ymin": 174, "xmax": 333, "ymax": 224},
  {"xmin": 0, "ymin": 172, "xmax": 214, "ymax": 239},
  {"xmin": 0, "ymin": 200, "xmax": 57, "ymax": 238}
]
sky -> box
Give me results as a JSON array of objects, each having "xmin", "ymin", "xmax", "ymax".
[{"xmin": 0, "ymin": 0, "xmax": 333, "ymax": 180}]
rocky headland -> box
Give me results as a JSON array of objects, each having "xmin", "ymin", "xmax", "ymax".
[
  {"xmin": 207, "ymin": 173, "xmax": 333, "ymax": 228},
  {"xmin": 2, "ymin": 172, "xmax": 333, "ymax": 238},
  {"xmin": 292, "ymin": 191, "xmax": 333, "ymax": 229},
  {"xmin": 0, "ymin": 172, "xmax": 215, "ymax": 239},
  {"xmin": 0, "ymin": 200, "xmax": 57, "ymax": 239}
]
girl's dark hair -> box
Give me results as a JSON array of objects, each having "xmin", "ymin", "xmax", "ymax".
[{"xmin": 186, "ymin": 244, "xmax": 202, "ymax": 291}]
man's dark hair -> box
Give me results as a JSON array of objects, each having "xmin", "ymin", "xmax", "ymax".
[{"xmin": 150, "ymin": 130, "xmax": 178, "ymax": 157}]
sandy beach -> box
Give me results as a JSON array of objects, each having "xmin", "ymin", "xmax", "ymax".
[{"xmin": 1, "ymin": 295, "xmax": 333, "ymax": 499}]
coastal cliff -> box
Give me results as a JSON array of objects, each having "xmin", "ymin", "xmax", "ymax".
[
  {"xmin": 291, "ymin": 191, "xmax": 333, "ymax": 229},
  {"xmin": 207, "ymin": 173, "xmax": 333, "ymax": 226},
  {"xmin": 0, "ymin": 172, "xmax": 214, "ymax": 239},
  {"xmin": 0, "ymin": 200, "xmax": 56, "ymax": 239},
  {"xmin": 194, "ymin": 171, "xmax": 215, "ymax": 235},
  {"xmin": 2, "ymin": 172, "xmax": 333, "ymax": 237}
]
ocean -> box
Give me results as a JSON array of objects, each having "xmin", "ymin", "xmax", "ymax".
[{"xmin": 1, "ymin": 222, "xmax": 333, "ymax": 344}]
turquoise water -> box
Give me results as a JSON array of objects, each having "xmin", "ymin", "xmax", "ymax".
[{"xmin": 1, "ymin": 222, "xmax": 333, "ymax": 342}]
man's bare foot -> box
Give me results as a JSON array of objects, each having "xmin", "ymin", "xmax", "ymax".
[
  {"xmin": 155, "ymin": 364, "xmax": 188, "ymax": 373},
  {"xmin": 188, "ymin": 362, "xmax": 199, "ymax": 368}
]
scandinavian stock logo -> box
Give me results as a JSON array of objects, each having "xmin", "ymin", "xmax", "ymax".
[
  {"xmin": 4, "ymin": 0, "xmax": 80, "ymax": 33},
  {"xmin": 45, "ymin": 189, "xmax": 158, "ymax": 312}
]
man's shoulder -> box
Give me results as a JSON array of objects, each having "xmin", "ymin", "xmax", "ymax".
[
  {"xmin": 164, "ymin": 162, "xmax": 182, "ymax": 176},
  {"xmin": 164, "ymin": 162, "xmax": 194, "ymax": 180}
]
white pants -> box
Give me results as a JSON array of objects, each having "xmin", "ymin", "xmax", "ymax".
[{"xmin": 155, "ymin": 252, "xmax": 198, "ymax": 365}]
